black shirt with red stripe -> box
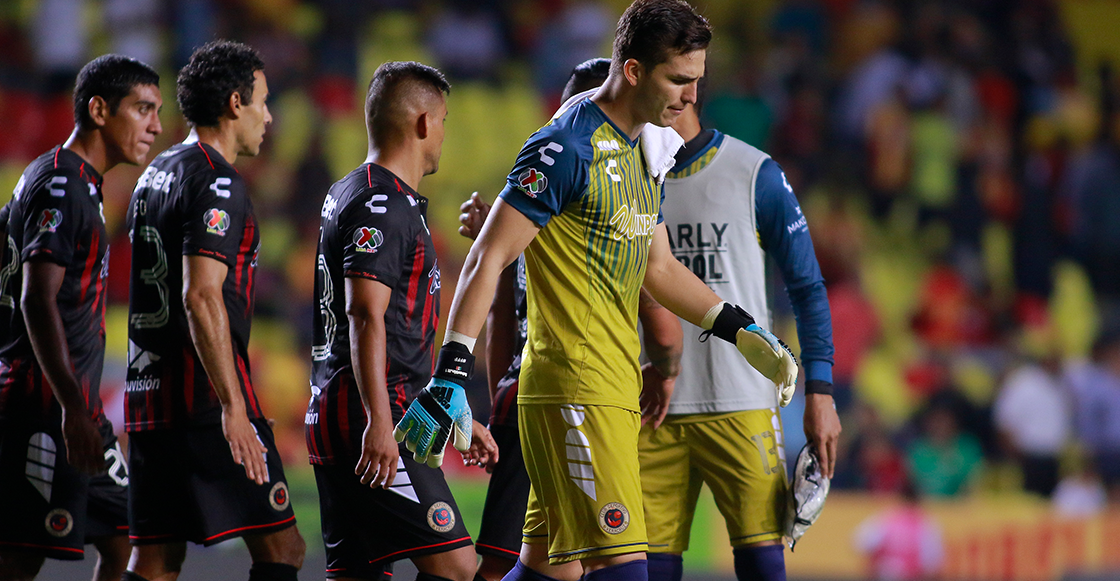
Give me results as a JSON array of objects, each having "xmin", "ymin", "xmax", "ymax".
[
  {"xmin": 0, "ymin": 146, "xmax": 109, "ymax": 426},
  {"xmin": 306, "ymin": 163, "xmax": 440, "ymax": 465},
  {"xmin": 125, "ymin": 141, "xmax": 262, "ymax": 431},
  {"xmin": 489, "ymin": 254, "xmax": 527, "ymax": 427}
]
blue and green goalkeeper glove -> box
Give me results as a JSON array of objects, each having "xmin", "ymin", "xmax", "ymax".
[
  {"xmin": 701, "ymin": 302, "xmax": 799, "ymax": 406},
  {"xmin": 393, "ymin": 342, "xmax": 474, "ymax": 468}
]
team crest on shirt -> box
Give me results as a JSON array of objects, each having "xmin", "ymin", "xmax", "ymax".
[
  {"xmin": 203, "ymin": 208, "xmax": 230, "ymax": 236},
  {"xmin": 598, "ymin": 502, "xmax": 629, "ymax": 534},
  {"xmin": 353, "ymin": 226, "xmax": 384, "ymax": 253},
  {"xmin": 38, "ymin": 209, "xmax": 62, "ymax": 232},
  {"xmin": 517, "ymin": 168, "xmax": 548, "ymax": 198},
  {"xmin": 269, "ymin": 482, "xmax": 290, "ymax": 511},
  {"xmin": 45, "ymin": 508, "xmax": 73, "ymax": 537},
  {"xmin": 427, "ymin": 501, "xmax": 456, "ymax": 532}
]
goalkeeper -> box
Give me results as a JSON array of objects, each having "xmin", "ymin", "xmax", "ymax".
[
  {"xmin": 394, "ymin": 2, "xmax": 796, "ymax": 580},
  {"xmin": 638, "ymin": 93, "xmax": 840, "ymax": 581}
]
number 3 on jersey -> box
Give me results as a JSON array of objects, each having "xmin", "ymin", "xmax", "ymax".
[{"xmin": 130, "ymin": 226, "xmax": 170, "ymax": 329}]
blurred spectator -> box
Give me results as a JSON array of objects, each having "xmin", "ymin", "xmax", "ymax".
[
  {"xmin": 1066, "ymin": 328, "xmax": 1120, "ymax": 495},
  {"xmin": 427, "ymin": 2, "xmax": 507, "ymax": 81},
  {"xmin": 1052, "ymin": 455, "xmax": 1107, "ymax": 517},
  {"xmin": 992, "ymin": 333, "xmax": 1072, "ymax": 496},
  {"xmin": 906, "ymin": 401, "xmax": 984, "ymax": 497},
  {"xmin": 853, "ymin": 480, "xmax": 944, "ymax": 581}
]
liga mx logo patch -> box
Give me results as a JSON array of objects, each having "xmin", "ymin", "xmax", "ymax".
[
  {"xmin": 38, "ymin": 209, "xmax": 62, "ymax": 232},
  {"xmin": 45, "ymin": 508, "xmax": 73, "ymax": 537},
  {"xmin": 517, "ymin": 168, "xmax": 547, "ymax": 198},
  {"xmin": 598, "ymin": 502, "xmax": 629, "ymax": 535},
  {"xmin": 203, "ymin": 208, "xmax": 230, "ymax": 236},
  {"xmin": 353, "ymin": 226, "xmax": 384, "ymax": 253},
  {"xmin": 426, "ymin": 501, "xmax": 455, "ymax": 532},
  {"xmin": 269, "ymin": 482, "xmax": 290, "ymax": 511}
]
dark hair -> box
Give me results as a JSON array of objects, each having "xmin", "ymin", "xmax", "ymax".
[
  {"xmin": 365, "ymin": 61, "xmax": 450, "ymax": 144},
  {"xmin": 177, "ymin": 40, "xmax": 265, "ymax": 127},
  {"xmin": 73, "ymin": 55, "xmax": 160, "ymax": 131},
  {"xmin": 612, "ymin": 0, "xmax": 711, "ymax": 73},
  {"xmin": 562, "ymin": 58, "xmax": 611, "ymax": 102}
]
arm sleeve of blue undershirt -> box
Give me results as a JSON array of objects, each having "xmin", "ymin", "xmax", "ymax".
[{"xmin": 755, "ymin": 159, "xmax": 834, "ymax": 384}]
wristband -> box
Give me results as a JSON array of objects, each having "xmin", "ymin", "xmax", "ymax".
[
  {"xmin": 699, "ymin": 303, "xmax": 757, "ymax": 345},
  {"xmin": 804, "ymin": 380, "xmax": 834, "ymax": 396},
  {"xmin": 434, "ymin": 341, "xmax": 474, "ymax": 385}
]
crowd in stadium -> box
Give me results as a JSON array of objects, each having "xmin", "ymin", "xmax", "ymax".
[{"xmin": 1, "ymin": 0, "xmax": 1119, "ymax": 515}]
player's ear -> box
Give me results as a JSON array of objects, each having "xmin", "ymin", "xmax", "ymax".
[
  {"xmin": 227, "ymin": 90, "xmax": 243, "ymax": 120},
  {"xmin": 87, "ymin": 96, "xmax": 109, "ymax": 127},
  {"xmin": 416, "ymin": 111, "xmax": 429, "ymax": 140},
  {"xmin": 623, "ymin": 59, "xmax": 643, "ymax": 87}
]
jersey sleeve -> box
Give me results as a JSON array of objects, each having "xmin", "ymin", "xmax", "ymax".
[
  {"xmin": 755, "ymin": 159, "xmax": 835, "ymax": 385},
  {"xmin": 498, "ymin": 124, "xmax": 588, "ymax": 227},
  {"xmin": 339, "ymin": 189, "xmax": 412, "ymax": 287},
  {"xmin": 20, "ymin": 169, "xmax": 93, "ymax": 266},
  {"xmin": 181, "ymin": 167, "xmax": 248, "ymax": 267}
]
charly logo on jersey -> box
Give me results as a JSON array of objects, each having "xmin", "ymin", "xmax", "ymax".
[
  {"xmin": 598, "ymin": 502, "xmax": 630, "ymax": 534},
  {"xmin": 427, "ymin": 501, "xmax": 456, "ymax": 532},
  {"xmin": 353, "ymin": 226, "xmax": 384, "ymax": 253},
  {"xmin": 517, "ymin": 168, "xmax": 548, "ymax": 198},
  {"xmin": 38, "ymin": 209, "xmax": 62, "ymax": 232},
  {"xmin": 203, "ymin": 208, "xmax": 230, "ymax": 236},
  {"xmin": 269, "ymin": 482, "xmax": 290, "ymax": 511},
  {"xmin": 428, "ymin": 261, "xmax": 440, "ymax": 295},
  {"xmin": 45, "ymin": 508, "xmax": 73, "ymax": 537},
  {"xmin": 126, "ymin": 339, "xmax": 161, "ymax": 393}
]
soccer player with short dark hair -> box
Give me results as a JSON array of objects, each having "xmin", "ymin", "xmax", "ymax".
[
  {"xmin": 307, "ymin": 60, "xmax": 498, "ymax": 581},
  {"xmin": 459, "ymin": 57, "xmax": 680, "ymax": 581},
  {"xmin": 122, "ymin": 40, "xmax": 305, "ymax": 581},
  {"xmin": 395, "ymin": 2, "xmax": 799, "ymax": 581},
  {"xmin": 0, "ymin": 54, "xmax": 161, "ymax": 581}
]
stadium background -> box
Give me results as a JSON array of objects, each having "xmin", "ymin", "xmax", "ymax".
[{"xmin": 4, "ymin": 0, "xmax": 1120, "ymax": 579}]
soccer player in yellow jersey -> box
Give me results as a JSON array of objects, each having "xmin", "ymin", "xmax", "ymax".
[{"xmin": 393, "ymin": 2, "xmax": 797, "ymax": 581}]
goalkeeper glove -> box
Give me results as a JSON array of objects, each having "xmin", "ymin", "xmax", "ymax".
[
  {"xmin": 393, "ymin": 341, "xmax": 474, "ymax": 468},
  {"xmin": 701, "ymin": 302, "xmax": 799, "ymax": 406}
]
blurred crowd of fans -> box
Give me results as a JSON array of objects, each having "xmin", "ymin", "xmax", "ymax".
[{"xmin": 3, "ymin": 0, "xmax": 1120, "ymax": 511}]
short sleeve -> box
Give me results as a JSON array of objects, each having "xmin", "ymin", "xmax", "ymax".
[
  {"xmin": 181, "ymin": 168, "xmax": 248, "ymax": 267},
  {"xmin": 498, "ymin": 124, "xmax": 587, "ymax": 227},
  {"xmin": 20, "ymin": 170, "xmax": 93, "ymax": 266},
  {"xmin": 339, "ymin": 190, "xmax": 412, "ymax": 287}
]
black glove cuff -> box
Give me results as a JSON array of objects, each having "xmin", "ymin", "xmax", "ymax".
[
  {"xmin": 805, "ymin": 380, "xmax": 834, "ymax": 396},
  {"xmin": 434, "ymin": 341, "xmax": 474, "ymax": 385},
  {"xmin": 702, "ymin": 303, "xmax": 757, "ymax": 345}
]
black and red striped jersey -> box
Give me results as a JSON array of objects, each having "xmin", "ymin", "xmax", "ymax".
[
  {"xmin": 0, "ymin": 146, "xmax": 109, "ymax": 426},
  {"xmin": 306, "ymin": 163, "xmax": 440, "ymax": 465},
  {"xmin": 490, "ymin": 254, "xmax": 527, "ymax": 427},
  {"xmin": 124, "ymin": 141, "xmax": 262, "ymax": 431}
]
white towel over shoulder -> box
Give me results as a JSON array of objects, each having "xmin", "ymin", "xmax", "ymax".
[{"xmin": 553, "ymin": 89, "xmax": 683, "ymax": 185}]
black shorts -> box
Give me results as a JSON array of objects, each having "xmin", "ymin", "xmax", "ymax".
[
  {"xmin": 127, "ymin": 419, "xmax": 296, "ymax": 546},
  {"xmin": 476, "ymin": 423, "xmax": 529, "ymax": 560},
  {"xmin": 314, "ymin": 443, "xmax": 473, "ymax": 579},
  {"xmin": 0, "ymin": 420, "xmax": 129, "ymax": 560}
]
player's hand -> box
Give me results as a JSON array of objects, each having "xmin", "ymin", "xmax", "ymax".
[
  {"xmin": 60, "ymin": 405, "xmax": 104, "ymax": 476},
  {"xmin": 221, "ymin": 406, "xmax": 269, "ymax": 485},
  {"xmin": 804, "ymin": 393, "xmax": 841, "ymax": 479},
  {"xmin": 461, "ymin": 420, "xmax": 499, "ymax": 472},
  {"xmin": 457, "ymin": 192, "xmax": 491, "ymax": 240},
  {"xmin": 356, "ymin": 419, "xmax": 399, "ymax": 488},
  {"xmin": 393, "ymin": 379, "xmax": 473, "ymax": 468},
  {"xmin": 735, "ymin": 324, "xmax": 798, "ymax": 406},
  {"xmin": 639, "ymin": 362, "xmax": 675, "ymax": 430}
]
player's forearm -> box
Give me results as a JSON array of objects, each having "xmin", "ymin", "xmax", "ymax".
[
  {"xmin": 788, "ymin": 281, "xmax": 835, "ymax": 385},
  {"xmin": 22, "ymin": 293, "xmax": 85, "ymax": 412},
  {"xmin": 644, "ymin": 256, "xmax": 722, "ymax": 327},
  {"xmin": 446, "ymin": 241, "xmax": 519, "ymax": 348},
  {"xmin": 638, "ymin": 288, "xmax": 682, "ymax": 378},
  {"xmin": 484, "ymin": 264, "xmax": 518, "ymax": 398},
  {"xmin": 183, "ymin": 288, "xmax": 245, "ymax": 411},
  {"xmin": 348, "ymin": 309, "xmax": 393, "ymax": 430}
]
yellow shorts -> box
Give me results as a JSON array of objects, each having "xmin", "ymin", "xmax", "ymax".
[
  {"xmin": 638, "ymin": 409, "xmax": 788, "ymax": 552},
  {"xmin": 519, "ymin": 403, "xmax": 648, "ymax": 563}
]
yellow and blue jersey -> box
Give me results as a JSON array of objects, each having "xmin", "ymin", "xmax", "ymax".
[{"xmin": 498, "ymin": 99, "xmax": 662, "ymax": 412}]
